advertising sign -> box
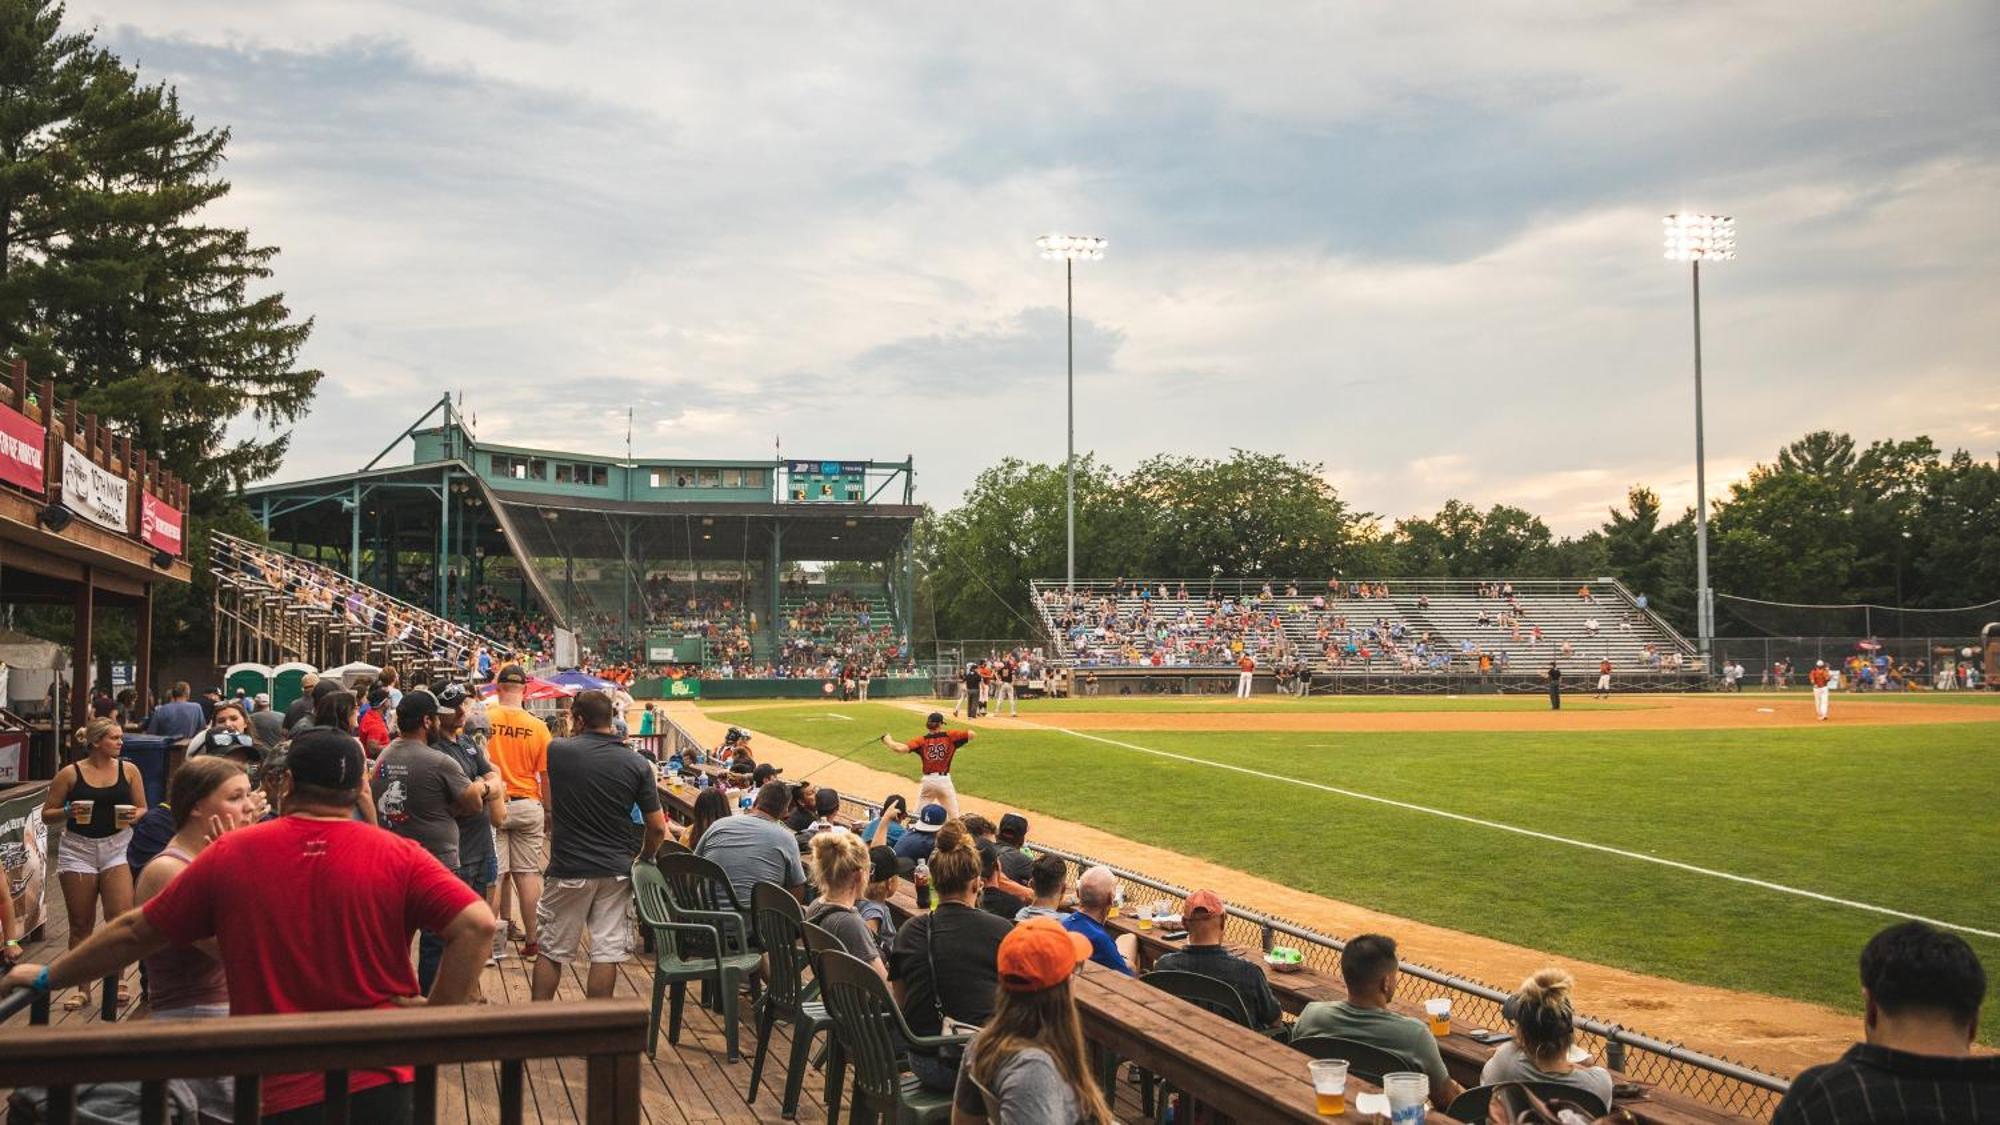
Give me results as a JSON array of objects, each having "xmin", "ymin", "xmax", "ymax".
[
  {"xmin": 0, "ymin": 402, "xmax": 45, "ymax": 494},
  {"xmin": 0, "ymin": 781, "xmax": 49, "ymax": 940},
  {"xmin": 61, "ymin": 444, "xmax": 130, "ymax": 531},
  {"xmin": 141, "ymin": 492, "xmax": 184, "ymax": 555},
  {"xmin": 663, "ymin": 678, "xmax": 703, "ymax": 699}
]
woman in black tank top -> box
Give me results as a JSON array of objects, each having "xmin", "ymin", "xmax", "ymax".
[{"xmin": 40, "ymin": 717, "xmax": 147, "ymax": 1009}]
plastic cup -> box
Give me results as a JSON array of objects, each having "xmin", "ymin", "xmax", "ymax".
[
  {"xmin": 70, "ymin": 799, "xmax": 95, "ymax": 827},
  {"xmin": 1424, "ymin": 996, "xmax": 1451, "ymax": 1037},
  {"xmin": 1309, "ymin": 1059, "xmax": 1348, "ymax": 1117},
  {"xmin": 1383, "ymin": 1072, "xmax": 1429, "ymax": 1123},
  {"xmin": 115, "ymin": 804, "xmax": 138, "ymax": 828},
  {"xmin": 1137, "ymin": 902, "xmax": 1155, "ymax": 930}
]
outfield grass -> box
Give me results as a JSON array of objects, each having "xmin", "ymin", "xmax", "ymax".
[
  {"xmin": 985, "ymin": 695, "xmax": 1650, "ymax": 714},
  {"xmin": 708, "ymin": 701, "xmax": 2000, "ymax": 1029}
]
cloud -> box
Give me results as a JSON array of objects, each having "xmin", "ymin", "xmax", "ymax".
[{"xmin": 84, "ymin": 2, "xmax": 2000, "ymax": 537}]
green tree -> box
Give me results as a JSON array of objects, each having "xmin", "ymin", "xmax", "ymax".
[{"xmin": 1599, "ymin": 486, "xmax": 1694, "ymax": 627}]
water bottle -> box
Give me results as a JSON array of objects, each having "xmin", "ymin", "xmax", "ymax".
[{"xmin": 914, "ymin": 859, "xmax": 931, "ymax": 910}]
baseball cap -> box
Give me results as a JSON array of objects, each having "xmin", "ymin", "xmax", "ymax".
[
  {"xmin": 911, "ymin": 803, "xmax": 948, "ymax": 833},
  {"xmin": 435, "ymin": 682, "xmax": 470, "ymax": 712},
  {"xmin": 394, "ymin": 691, "xmax": 439, "ymax": 731},
  {"xmin": 286, "ymin": 729, "xmax": 366, "ymax": 790},
  {"xmin": 998, "ymin": 813, "xmax": 1029, "ymax": 843},
  {"xmin": 870, "ymin": 844, "xmax": 915, "ymax": 883},
  {"xmin": 997, "ymin": 918, "xmax": 1091, "ymax": 993},
  {"xmin": 814, "ymin": 787, "xmax": 842, "ymax": 815},
  {"xmin": 254, "ymin": 692, "xmax": 271, "ymax": 705},
  {"xmin": 752, "ymin": 763, "xmax": 784, "ymax": 786},
  {"xmin": 926, "ymin": 711, "xmax": 945, "ymax": 726},
  {"xmin": 311, "ymin": 678, "xmax": 343, "ymax": 702},
  {"xmin": 496, "ymin": 664, "xmax": 529, "ymax": 685},
  {"xmin": 1184, "ymin": 889, "xmax": 1225, "ymax": 918},
  {"xmin": 1816, "ymin": 659, "xmax": 1826, "ymax": 667}
]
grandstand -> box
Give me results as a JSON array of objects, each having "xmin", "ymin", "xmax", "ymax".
[{"xmin": 1032, "ymin": 577, "xmax": 1698, "ymax": 689}]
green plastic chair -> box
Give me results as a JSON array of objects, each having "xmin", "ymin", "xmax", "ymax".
[
  {"xmin": 632, "ymin": 860, "xmax": 763, "ymax": 1062},
  {"xmin": 818, "ymin": 948, "xmax": 971, "ymax": 1125},
  {"xmin": 746, "ymin": 883, "xmax": 832, "ymax": 1119},
  {"xmin": 800, "ymin": 920, "xmax": 853, "ymax": 1124},
  {"xmin": 656, "ymin": 852, "xmax": 756, "ymax": 958},
  {"xmin": 1446, "ymin": 1081, "xmax": 1608, "ymax": 1122},
  {"xmin": 1288, "ymin": 1034, "xmax": 1417, "ymax": 1085}
]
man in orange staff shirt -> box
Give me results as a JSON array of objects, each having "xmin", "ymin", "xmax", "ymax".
[
  {"xmin": 1810, "ymin": 659, "xmax": 1832, "ymax": 722},
  {"xmin": 485, "ymin": 665, "xmax": 552, "ymax": 962}
]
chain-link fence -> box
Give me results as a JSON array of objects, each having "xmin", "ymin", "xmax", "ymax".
[{"xmin": 1713, "ymin": 636, "xmax": 1987, "ymax": 689}]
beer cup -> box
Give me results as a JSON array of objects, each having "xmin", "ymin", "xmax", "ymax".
[
  {"xmin": 1424, "ymin": 996, "xmax": 1451, "ymax": 1037},
  {"xmin": 70, "ymin": 799, "xmax": 95, "ymax": 827},
  {"xmin": 115, "ymin": 803, "xmax": 138, "ymax": 828},
  {"xmin": 1309, "ymin": 1059, "xmax": 1348, "ymax": 1116}
]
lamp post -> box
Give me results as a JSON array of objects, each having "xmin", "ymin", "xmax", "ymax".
[
  {"xmin": 1663, "ymin": 213, "xmax": 1735, "ymax": 674},
  {"xmin": 1036, "ymin": 233, "xmax": 1107, "ymax": 593}
]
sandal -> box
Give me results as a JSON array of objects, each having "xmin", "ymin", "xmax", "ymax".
[{"xmin": 63, "ymin": 991, "xmax": 89, "ymax": 1011}]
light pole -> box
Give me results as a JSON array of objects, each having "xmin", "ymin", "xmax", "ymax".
[
  {"xmin": 1036, "ymin": 233, "xmax": 1107, "ymax": 592},
  {"xmin": 1663, "ymin": 213, "xmax": 1735, "ymax": 673}
]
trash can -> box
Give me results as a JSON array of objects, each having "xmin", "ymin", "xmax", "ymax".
[{"xmin": 119, "ymin": 734, "xmax": 178, "ymax": 807}]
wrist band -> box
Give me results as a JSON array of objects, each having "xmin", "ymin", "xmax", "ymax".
[{"xmin": 31, "ymin": 966, "xmax": 51, "ymax": 994}]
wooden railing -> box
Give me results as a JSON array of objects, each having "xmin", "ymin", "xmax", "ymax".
[
  {"xmin": 0, "ymin": 357, "xmax": 189, "ymax": 553},
  {"xmin": 0, "ymin": 999, "xmax": 646, "ymax": 1124}
]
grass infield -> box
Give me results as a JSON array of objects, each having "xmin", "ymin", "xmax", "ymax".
[{"xmin": 706, "ymin": 700, "xmax": 2000, "ymax": 1030}]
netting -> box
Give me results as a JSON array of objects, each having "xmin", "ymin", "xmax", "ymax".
[{"xmin": 1716, "ymin": 594, "xmax": 2000, "ymax": 640}]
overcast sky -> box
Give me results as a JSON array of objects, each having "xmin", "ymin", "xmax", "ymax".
[{"xmin": 87, "ymin": 2, "xmax": 2000, "ymax": 535}]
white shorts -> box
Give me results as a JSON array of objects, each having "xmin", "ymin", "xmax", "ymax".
[
  {"xmin": 536, "ymin": 876, "xmax": 637, "ymax": 964},
  {"xmin": 57, "ymin": 828, "xmax": 132, "ymax": 876},
  {"xmin": 497, "ymin": 798, "xmax": 547, "ymax": 874}
]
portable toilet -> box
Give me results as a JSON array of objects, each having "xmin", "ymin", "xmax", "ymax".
[
  {"xmin": 224, "ymin": 662, "xmax": 274, "ymax": 707},
  {"xmin": 271, "ymin": 661, "xmax": 316, "ymax": 713}
]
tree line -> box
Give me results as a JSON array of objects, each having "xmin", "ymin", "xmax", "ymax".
[{"xmin": 914, "ymin": 437, "xmax": 2000, "ymax": 642}]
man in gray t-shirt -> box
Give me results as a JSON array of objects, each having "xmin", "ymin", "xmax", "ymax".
[
  {"xmin": 1291, "ymin": 933, "xmax": 1462, "ymax": 1110},
  {"xmin": 375, "ymin": 695, "xmax": 491, "ymax": 871},
  {"xmin": 694, "ymin": 782, "xmax": 805, "ymax": 904}
]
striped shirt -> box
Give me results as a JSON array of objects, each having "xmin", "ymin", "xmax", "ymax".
[{"xmin": 1772, "ymin": 1043, "xmax": 2000, "ymax": 1124}]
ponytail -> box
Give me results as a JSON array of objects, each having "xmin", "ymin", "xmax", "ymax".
[{"xmin": 929, "ymin": 819, "xmax": 981, "ymax": 897}]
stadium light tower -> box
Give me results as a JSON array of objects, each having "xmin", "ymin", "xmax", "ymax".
[
  {"xmin": 1663, "ymin": 213, "xmax": 1735, "ymax": 674},
  {"xmin": 1036, "ymin": 233, "xmax": 1107, "ymax": 592}
]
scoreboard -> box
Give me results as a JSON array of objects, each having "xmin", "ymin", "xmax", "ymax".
[{"xmin": 787, "ymin": 460, "xmax": 866, "ymax": 502}]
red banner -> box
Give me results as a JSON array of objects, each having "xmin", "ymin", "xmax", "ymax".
[
  {"xmin": 141, "ymin": 492, "xmax": 184, "ymax": 556},
  {"xmin": 0, "ymin": 401, "xmax": 46, "ymax": 494}
]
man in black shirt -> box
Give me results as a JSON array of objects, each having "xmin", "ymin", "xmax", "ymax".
[
  {"xmin": 993, "ymin": 813, "xmax": 1034, "ymax": 884},
  {"xmin": 530, "ymin": 691, "xmax": 667, "ymax": 1001},
  {"xmin": 1547, "ymin": 661, "xmax": 1562, "ymax": 710},
  {"xmin": 432, "ymin": 685, "xmax": 504, "ymax": 970},
  {"xmin": 1774, "ymin": 921, "xmax": 1996, "ymax": 1124},
  {"xmin": 1152, "ymin": 889, "xmax": 1283, "ymax": 1031},
  {"xmin": 282, "ymin": 673, "xmax": 321, "ymax": 732}
]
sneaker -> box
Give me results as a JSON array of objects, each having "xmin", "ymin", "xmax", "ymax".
[{"xmin": 521, "ymin": 942, "xmax": 540, "ymax": 962}]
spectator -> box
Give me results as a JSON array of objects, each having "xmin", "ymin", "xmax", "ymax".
[
  {"xmin": 378, "ymin": 692, "xmax": 492, "ymax": 992},
  {"xmin": 675, "ymin": 787, "xmax": 732, "ymax": 849},
  {"xmin": 783, "ymin": 782, "xmax": 820, "ymax": 833},
  {"xmin": 132, "ymin": 756, "xmax": 258, "ymax": 1118},
  {"xmin": 41, "ymin": 718, "xmax": 147, "ymax": 1010},
  {"xmin": 187, "ymin": 701, "xmax": 253, "ymax": 758},
  {"xmin": 282, "ymin": 674, "xmax": 320, "ymax": 732},
  {"xmin": 976, "ymin": 840, "xmax": 1026, "ymax": 921},
  {"xmin": 1062, "ymin": 866, "xmax": 1136, "ymax": 976},
  {"xmin": 861, "ymin": 793, "xmax": 910, "ymax": 847},
  {"xmin": 695, "ymin": 781, "xmax": 805, "ymax": 905},
  {"xmin": 532, "ymin": 690, "xmax": 666, "ymax": 1000},
  {"xmin": 894, "ymin": 802, "xmax": 949, "ymax": 863},
  {"xmin": 962, "ymin": 814, "xmax": 1034, "ymax": 902},
  {"xmin": 993, "ymin": 813, "xmax": 1033, "ymax": 883},
  {"xmin": 890, "ymin": 820, "xmax": 1013, "ymax": 1091},
  {"xmin": 1773, "ymin": 921, "xmax": 1996, "ymax": 1123},
  {"xmin": 248, "ymin": 693, "xmax": 284, "ymax": 749},
  {"xmin": 952, "ymin": 918, "xmax": 1115, "ymax": 1125},
  {"xmin": 1480, "ymin": 968, "xmax": 1615, "ymax": 1108},
  {"xmin": 358, "ymin": 687, "xmax": 394, "ymax": 754},
  {"xmin": 803, "ymin": 830, "xmax": 887, "ymax": 978},
  {"xmin": 432, "ymin": 684, "xmax": 507, "ymax": 970},
  {"xmin": 144, "ymin": 682, "xmax": 207, "ymax": 741},
  {"xmin": 4, "ymin": 729, "xmax": 496, "ymax": 1123},
  {"xmin": 1015, "ymin": 852, "xmax": 1070, "ymax": 924},
  {"xmin": 1153, "ymin": 889, "xmax": 1281, "ymax": 1030},
  {"xmin": 860, "ymin": 845, "xmax": 912, "ymax": 959},
  {"xmin": 1293, "ymin": 934, "xmax": 1462, "ymax": 1109},
  {"xmin": 486, "ymin": 665, "xmax": 553, "ymax": 962}
]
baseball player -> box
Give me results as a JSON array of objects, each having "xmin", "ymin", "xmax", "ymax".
[
  {"xmin": 1810, "ymin": 660, "xmax": 1832, "ymax": 721},
  {"xmin": 1236, "ymin": 653, "xmax": 1256, "ymax": 699},
  {"xmin": 1595, "ymin": 657, "xmax": 1613, "ymax": 700},
  {"xmin": 880, "ymin": 712, "xmax": 976, "ymax": 815}
]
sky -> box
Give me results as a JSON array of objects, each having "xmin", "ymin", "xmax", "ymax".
[{"xmin": 83, "ymin": 2, "xmax": 2000, "ymax": 535}]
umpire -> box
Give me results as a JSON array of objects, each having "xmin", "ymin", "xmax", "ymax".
[{"xmin": 1547, "ymin": 661, "xmax": 1562, "ymax": 710}]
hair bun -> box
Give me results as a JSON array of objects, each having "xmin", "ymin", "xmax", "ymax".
[{"xmin": 934, "ymin": 819, "xmax": 970, "ymax": 852}]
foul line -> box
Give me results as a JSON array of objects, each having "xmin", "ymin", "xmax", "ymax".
[{"xmin": 1025, "ymin": 721, "xmax": 2000, "ymax": 941}]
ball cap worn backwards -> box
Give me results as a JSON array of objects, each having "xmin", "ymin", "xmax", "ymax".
[
  {"xmin": 1184, "ymin": 889, "xmax": 1225, "ymax": 917},
  {"xmin": 998, "ymin": 918, "xmax": 1092, "ymax": 993}
]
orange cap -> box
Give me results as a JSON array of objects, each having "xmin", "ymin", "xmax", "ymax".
[
  {"xmin": 1185, "ymin": 889, "xmax": 1225, "ymax": 917},
  {"xmin": 998, "ymin": 919, "xmax": 1091, "ymax": 993}
]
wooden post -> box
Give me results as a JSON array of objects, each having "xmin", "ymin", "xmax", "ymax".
[
  {"xmin": 137, "ymin": 583, "xmax": 155, "ymax": 720},
  {"xmin": 71, "ymin": 567, "xmax": 94, "ymax": 737}
]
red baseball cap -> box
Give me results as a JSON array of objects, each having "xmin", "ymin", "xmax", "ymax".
[
  {"xmin": 998, "ymin": 919, "xmax": 1091, "ymax": 993},
  {"xmin": 1185, "ymin": 889, "xmax": 1225, "ymax": 917}
]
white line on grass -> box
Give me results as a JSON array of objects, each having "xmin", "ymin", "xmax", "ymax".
[
  {"xmin": 1030, "ymin": 722, "xmax": 2000, "ymax": 941},
  {"xmin": 819, "ymin": 712, "xmax": 854, "ymax": 721}
]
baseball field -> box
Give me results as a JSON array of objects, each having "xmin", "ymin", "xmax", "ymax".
[{"xmin": 701, "ymin": 691, "xmax": 2000, "ymax": 1048}]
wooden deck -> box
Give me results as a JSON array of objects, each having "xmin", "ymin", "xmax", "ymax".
[{"xmin": 3, "ymin": 889, "xmax": 1169, "ymax": 1123}]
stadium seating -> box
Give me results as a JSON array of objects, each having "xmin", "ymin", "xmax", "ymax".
[{"xmin": 1031, "ymin": 578, "xmax": 1695, "ymax": 677}]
